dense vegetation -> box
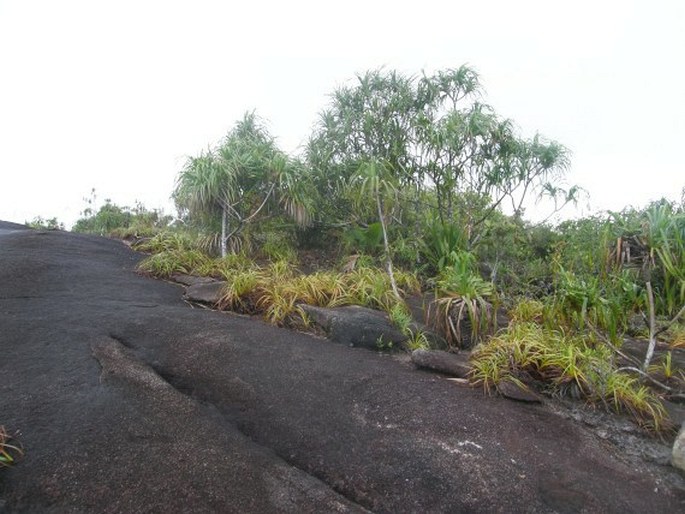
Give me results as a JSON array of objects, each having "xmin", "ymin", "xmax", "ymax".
[{"xmin": 70, "ymin": 66, "xmax": 685, "ymax": 432}]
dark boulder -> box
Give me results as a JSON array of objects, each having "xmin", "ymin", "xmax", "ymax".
[
  {"xmin": 411, "ymin": 349, "xmax": 471, "ymax": 378},
  {"xmin": 300, "ymin": 304, "xmax": 407, "ymax": 350},
  {"xmin": 171, "ymin": 273, "xmax": 218, "ymax": 287},
  {"xmin": 184, "ymin": 281, "xmax": 226, "ymax": 305},
  {"xmin": 497, "ymin": 379, "xmax": 543, "ymax": 403}
]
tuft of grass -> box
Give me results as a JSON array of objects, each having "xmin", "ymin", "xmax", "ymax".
[
  {"xmin": 212, "ymin": 260, "xmax": 420, "ymax": 327},
  {"xmin": 404, "ymin": 328, "xmax": 430, "ymax": 351},
  {"xmin": 668, "ymin": 324, "xmax": 685, "ymax": 349},
  {"xmin": 388, "ymin": 303, "xmax": 412, "ymax": 333},
  {"xmin": 548, "ymin": 267, "xmax": 641, "ymax": 344},
  {"xmin": 137, "ymin": 242, "xmax": 421, "ymax": 331},
  {"xmin": 470, "ymin": 322, "xmax": 669, "ymax": 431},
  {"xmin": 509, "ymin": 298, "xmax": 544, "ymax": 325},
  {"xmin": 137, "ymin": 249, "xmax": 210, "ymax": 278},
  {"xmin": 0, "ymin": 426, "xmax": 23, "ymax": 468},
  {"xmin": 133, "ymin": 232, "xmax": 195, "ymax": 254},
  {"xmin": 218, "ymin": 268, "xmax": 266, "ymax": 311}
]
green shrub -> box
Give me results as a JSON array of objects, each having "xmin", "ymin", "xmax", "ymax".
[
  {"xmin": 26, "ymin": 216, "xmax": 64, "ymax": 230},
  {"xmin": 419, "ymin": 221, "xmax": 467, "ymax": 274}
]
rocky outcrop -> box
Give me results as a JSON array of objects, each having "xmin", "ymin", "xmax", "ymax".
[
  {"xmin": 170, "ymin": 273, "xmax": 218, "ymax": 287},
  {"xmin": 183, "ymin": 281, "xmax": 226, "ymax": 305},
  {"xmin": 300, "ymin": 304, "xmax": 407, "ymax": 350},
  {"xmin": 167, "ymin": 273, "xmax": 226, "ymax": 305},
  {"xmin": 411, "ymin": 349, "xmax": 471, "ymax": 378}
]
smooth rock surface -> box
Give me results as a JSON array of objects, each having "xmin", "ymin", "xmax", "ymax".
[
  {"xmin": 171, "ymin": 273, "xmax": 219, "ymax": 287},
  {"xmin": 411, "ymin": 349, "xmax": 471, "ymax": 378},
  {"xmin": 184, "ymin": 281, "xmax": 226, "ymax": 305}
]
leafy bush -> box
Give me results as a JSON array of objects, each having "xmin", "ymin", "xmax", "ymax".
[
  {"xmin": 344, "ymin": 223, "xmax": 384, "ymax": 254},
  {"xmin": 547, "ymin": 267, "xmax": 642, "ymax": 343},
  {"xmin": 72, "ymin": 195, "xmax": 170, "ymax": 237},
  {"xmin": 26, "ymin": 216, "xmax": 64, "ymax": 230},
  {"xmin": 419, "ymin": 221, "xmax": 467, "ymax": 274}
]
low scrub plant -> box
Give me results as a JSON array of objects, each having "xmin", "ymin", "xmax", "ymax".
[
  {"xmin": 419, "ymin": 221, "xmax": 467, "ymax": 274},
  {"xmin": 549, "ymin": 267, "xmax": 641, "ymax": 343},
  {"xmin": 470, "ymin": 322, "xmax": 668, "ymax": 431},
  {"xmin": 429, "ymin": 252, "xmax": 496, "ymax": 348},
  {"xmin": 388, "ymin": 303, "xmax": 412, "ymax": 333},
  {"xmin": 388, "ymin": 303, "xmax": 430, "ymax": 350},
  {"xmin": 207, "ymin": 257, "xmax": 420, "ymax": 328}
]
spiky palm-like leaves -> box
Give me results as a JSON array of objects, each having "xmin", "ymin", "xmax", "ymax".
[
  {"xmin": 429, "ymin": 251, "xmax": 496, "ymax": 348},
  {"xmin": 174, "ymin": 112, "xmax": 312, "ymax": 257}
]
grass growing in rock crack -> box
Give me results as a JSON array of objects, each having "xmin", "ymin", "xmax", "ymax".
[
  {"xmin": 470, "ymin": 321, "xmax": 669, "ymax": 431},
  {"xmin": 140, "ymin": 246, "xmax": 423, "ymax": 328},
  {"xmin": 137, "ymin": 249, "xmax": 211, "ymax": 278},
  {"xmin": 388, "ymin": 303, "xmax": 430, "ymax": 350},
  {"xmin": 0, "ymin": 426, "xmax": 23, "ymax": 468},
  {"xmin": 132, "ymin": 232, "xmax": 196, "ymax": 253}
]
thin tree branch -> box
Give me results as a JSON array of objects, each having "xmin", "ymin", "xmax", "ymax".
[
  {"xmin": 616, "ymin": 366, "xmax": 676, "ymax": 393},
  {"xmin": 243, "ymin": 182, "xmax": 276, "ymax": 224}
]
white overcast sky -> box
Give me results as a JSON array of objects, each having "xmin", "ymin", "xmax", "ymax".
[{"xmin": 1, "ymin": 0, "xmax": 683, "ymax": 227}]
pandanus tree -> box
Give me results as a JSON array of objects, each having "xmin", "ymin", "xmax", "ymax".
[
  {"xmin": 352, "ymin": 159, "xmax": 402, "ymax": 300},
  {"xmin": 308, "ymin": 66, "xmax": 574, "ymax": 262},
  {"xmin": 174, "ymin": 112, "xmax": 311, "ymax": 257}
]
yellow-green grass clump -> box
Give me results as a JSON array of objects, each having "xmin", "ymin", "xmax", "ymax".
[{"xmin": 470, "ymin": 321, "xmax": 669, "ymax": 431}]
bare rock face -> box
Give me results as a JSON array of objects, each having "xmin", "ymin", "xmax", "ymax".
[
  {"xmin": 673, "ymin": 422, "xmax": 685, "ymax": 471},
  {"xmin": 184, "ymin": 281, "xmax": 226, "ymax": 305},
  {"xmin": 300, "ymin": 304, "xmax": 407, "ymax": 350},
  {"xmin": 411, "ymin": 349, "xmax": 471, "ymax": 378}
]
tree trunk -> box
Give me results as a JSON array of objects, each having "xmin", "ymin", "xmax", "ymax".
[
  {"xmin": 376, "ymin": 193, "xmax": 401, "ymax": 301},
  {"xmin": 221, "ymin": 206, "xmax": 227, "ymax": 258},
  {"xmin": 643, "ymin": 281, "xmax": 657, "ymax": 371}
]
